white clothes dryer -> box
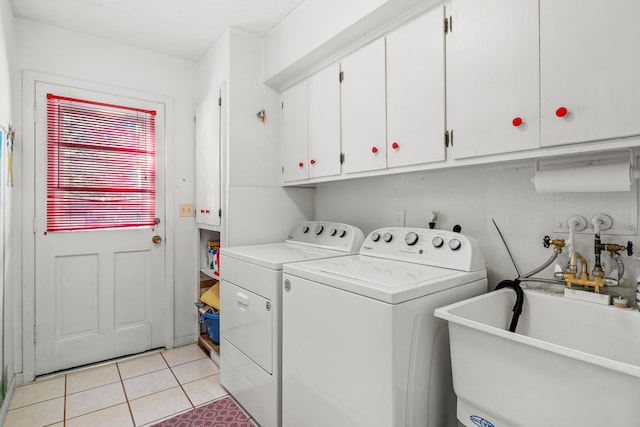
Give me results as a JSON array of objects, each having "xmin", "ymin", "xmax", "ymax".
[
  {"xmin": 281, "ymin": 227, "xmax": 487, "ymax": 427},
  {"xmin": 219, "ymin": 221, "xmax": 365, "ymax": 427}
]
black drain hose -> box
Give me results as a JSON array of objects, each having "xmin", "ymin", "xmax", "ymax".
[{"xmin": 495, "ymin": 279, "xmax": 523, "ymax": 333}]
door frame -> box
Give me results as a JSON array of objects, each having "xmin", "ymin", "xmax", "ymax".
[{"xmin": 21, "ymin": 71, "xmax": 175, "ymax": 382}]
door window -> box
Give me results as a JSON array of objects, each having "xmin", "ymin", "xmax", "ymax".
[{"xmin": 46, "ymin": 93, "xmax": 156, "ymax": 232}]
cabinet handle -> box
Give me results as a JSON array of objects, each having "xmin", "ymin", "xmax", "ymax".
[
  {"xmin": 371, "ymin": 146, "xmax": 378, "ymax": 154},
  {"xmin": 310, "ymin": 159, "xmax": 316, "ymax": 165},
  {"xmin": 555, "ymin": 106, "xmax": 568, "ymax": 118},
  {"xmin": 391, "ymin": 142, "xmax": 399, "ymax": 150},
  {"xmin": 200, "ymin": 209, "xmax": 205, "ymax": 214},
  {"xmin": 298, "ymin": 162, "xmax": 304, "ymax": 168},
  {"xmin": 512, "ymin": 117, "xmax": 523, "ymax": 127},
  {"xmin": 205, "ymin": 210, "xmax": 210, "ymax": 214}
]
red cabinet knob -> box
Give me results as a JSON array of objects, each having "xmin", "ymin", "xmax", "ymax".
[
  {"xmin": 205, "ymin": 209, "xmax": 210, "ymax": 214},
  {"xmin": 371, "ymin": 146, "xmax": 378, "ymax": 154},
  {"xmin": 310, "ymin": 159, "xmax": 316, "ymax": 165},
  {"xmin": 392, "ymin": 142, "xmax": 399, "ymax": 150},
  {"xmin": 555, "ymin": 106, "xmax": 568, "ymax": 118},
  {"xmin": 298, "ymin": 162, "xmax": 304, "ymax": 168},
  {"xmin": 512, "ymin": 117, "xmax": 523, "ymax": 127}
]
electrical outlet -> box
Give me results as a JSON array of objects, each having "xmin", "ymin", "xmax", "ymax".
[
  {"xmin": 393, "ymin": 209, "xmax": 405, "ymax": 227},
  {"xmin": 179, "ymin": 203, "xmax": 194, "ymax": 217}
]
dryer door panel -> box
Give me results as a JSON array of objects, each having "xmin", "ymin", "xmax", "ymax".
[{"xmin": 221, "ymin": 280, "xmax": 273, "ymax": 373}]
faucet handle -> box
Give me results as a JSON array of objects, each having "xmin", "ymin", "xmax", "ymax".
[{"xmin": 543, "ymin": 235, "xmax": 565, "ymax": 251}]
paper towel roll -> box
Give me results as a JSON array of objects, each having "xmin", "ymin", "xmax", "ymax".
[{"xmin": 533, "ymin": 163, "xmax": 634, "ymax": 193}]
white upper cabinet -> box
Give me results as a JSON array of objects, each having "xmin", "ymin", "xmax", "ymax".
[
  {"xmin": 281, "ymin": 80, "xmax": 309, "ymax": 182},
  {"xmin": 195, "ymin": 88, "xmax": 221, "ymax": 227},
  {"xmin": 540, "ymin": 0, "xmax": 640, "ymax": 147},
  {"xmin": 386, "ymin": 6, "xmax": 446, "ymax": 168},
  {"xmin": 341, "ymin": 38, "xmax": 387, "ymax": 174},
  {"xmin": 447, "ymin": 0, "xmax": 540, "ymax": 158},
  {"xmin": 308, "ymin": 63, "xmax": 342, "ymax": 179}
]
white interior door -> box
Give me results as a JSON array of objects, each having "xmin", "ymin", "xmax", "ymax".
[{"xmin": 34, "ymin": 82, "xmax": 167, "ymax": 375}]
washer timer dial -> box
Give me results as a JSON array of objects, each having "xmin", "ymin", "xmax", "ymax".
[{"xmin": 404, "ymin": 232, "xmax": 419, "ymax": 246}]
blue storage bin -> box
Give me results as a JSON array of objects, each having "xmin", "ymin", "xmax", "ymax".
[{"xmin": 200, "ymin": 311, "xmax": 220, "ymax": 344}]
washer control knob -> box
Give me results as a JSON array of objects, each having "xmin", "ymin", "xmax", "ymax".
[
  {"xmin": 449, "ymin": 238, "xmax": 462, "ymax": 251},
  {"xmin": 432, "ymin": 236, "xmax": 444, "ymax": 248},
  {"xmin": 371, "ymin": 232, "xmax": 381, "ymax": 242},
  {"xmin": 404, "ymin": 232, "xmax": 419, "ymax": 246},
  {"xmin": 330, "ymin": 228, "xmax": 337, "ymax": 236},
  {"xmin": 315, "ymin": 225, "xmax": 324, "ymax": 235},
  {"xmin": 302, "ymin": 225, "xmax": 310, "ymax": 233},
  {"xmin": 339, "ymin": 229, "xmax": 347, "ymax": 238},
  {"xmin": 382, "ymin": 232, "xmax": 393, "ymax": 243}
]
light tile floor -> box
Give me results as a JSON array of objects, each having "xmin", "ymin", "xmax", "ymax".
[{"xmin": 5, "ymin": 344, "xmax": 230, "ymax": 427}]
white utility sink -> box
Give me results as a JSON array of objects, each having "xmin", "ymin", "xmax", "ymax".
[{"xmin": 435, "ymin": 288, "xmax": 640, "ymax": 427}]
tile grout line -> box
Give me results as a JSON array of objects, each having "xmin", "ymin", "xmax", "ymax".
[
  {"xmin": 160, "ymin": 352, "xmax": 196, "ymax": 410},
  {"xmin": 115, "ymin": 361, "xmax": 137, "ymax": 427},
  {"xmin": 63, "ymin": 374, "xmax": 67, "ymax": 426}
]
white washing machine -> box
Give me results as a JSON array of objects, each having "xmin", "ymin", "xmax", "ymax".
[
  {"xmin": 219, "ymin": 221, "xmax": 365, "ymax": 427},
  {"xmin": 281, "ymin": 227, "xmax": 488, "ymax": 427}
]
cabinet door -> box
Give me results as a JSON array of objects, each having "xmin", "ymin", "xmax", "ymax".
[
  {"xmin": 387, "ymin": 7, "xmax": 446, "ymax": 168},
  {"xmin": 195, "ymin": 88, "xmax": 221, "ymax": 227},
  {"xmin": 281, "ymin": 81, "xmax": 309, "ymax": 182},
  {"xmin": 448, "ymin": 0, "xmax": 539, "ymax": 158},
  {"xmin": 540, "ymin": 0, "xmax": 640, "ymax": 146},
  {"xmin": 341, "ymin": 38, "xmax": 387, "ymax": 174},
  {"xmin": 308, "ymin": 63, "xmax": 342, "ymax": 179}
]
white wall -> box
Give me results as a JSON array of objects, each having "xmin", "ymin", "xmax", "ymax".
[
  {"xmin": 0, "ymin": 0, "xmax": 14, "ymax": 416},
  {"xmin": 13, "ymin": 18, "xmax": 200, "ymax": 365},
  {"xmin": 315, "ymin": 165, "xmax": 640, "ymax": 300}
]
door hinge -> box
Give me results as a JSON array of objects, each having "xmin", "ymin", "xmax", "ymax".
[
  {"xmin": 33, "ymin": 324, "xmax": 37, "ymax": 343},
  {"xmin": 282, "ymin": 166, "xmax": 285, "ymax": 174},
  {"xmin": 218, "ymin": 97, "xmax": 222, "ymax": 107},
  {"xmin": 339, "ymin": 71, "xmax": 344, "ymax": 83},
  {"xmin": 444, "ymin": 16, "xmax": 452, "ymax": 34},
  {"xmin": 281, "ymin": 102, "xmax": 284, "ymax": 109},
  {"xmin": 340, "ymin": 153, "xmax": 345, "ymax": 164},
  {"xmin": 33, "ymin": 105, "xmax": 37, "ymax": 123},
  {"xmin": 445, "ymin": 130, "xmax": 454, "ymax": 147},
  {"xmin": 32, "ymin": 216, "xmax": 37, "ymax": 233},
  {"xmin": 218, "ymin": 208, "xmax": 222, "ymax": 218}
]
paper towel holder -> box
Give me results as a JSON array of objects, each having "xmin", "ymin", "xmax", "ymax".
[{"xmin": 533, "ymin": 150, "xmax": 640, "ymax": 193}]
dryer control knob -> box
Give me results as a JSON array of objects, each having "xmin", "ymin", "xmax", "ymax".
[
  {"xmin": 371, "ymin": 232, "xmax": 381, "ymax": 242},
  {"xmin": 449, "ymin": 238, "xmax": 462, "ymax": 251},
  {"xmin": 432, "ymin": 237, "xmax": 444, "ymax": 248},
  {"xmin": 383, "ymin": 232, "xmax": 393, "ymax": 243},
  {"xmin": 330, "ymin": 228, "xmax": 337, "ymax": 236},
  {"xmin": 302, "ymin": 225, "xmax": 310, "ymax": 233},
  {"xmin": 404, "ymin": 232, "xmax": 419, "ymax": 246},
  {"xmin": 315, "ymin": 225, "xmax": 324, "ymax": 235}
]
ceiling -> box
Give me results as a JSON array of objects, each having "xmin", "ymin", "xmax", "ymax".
[{"xmin": 9, "ymin": 0, "xmax": 306, "ymax": 61}]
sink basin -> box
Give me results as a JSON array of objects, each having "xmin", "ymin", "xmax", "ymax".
[{"xmin": 434, "ymin": 288, "xmax": 640, "ymax": 427}]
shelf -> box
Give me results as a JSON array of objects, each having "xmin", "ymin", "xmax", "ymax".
[
  {"xmin": 200, "ymin": 268, "xmax": 220, "ymax": 280},
  {"xmin": 199, "ymin": 271, "xmax": 218, "ymax": 289},
  {"xmin": 198, "ymin": 333, "xmax": 220, "ymax": 366}
]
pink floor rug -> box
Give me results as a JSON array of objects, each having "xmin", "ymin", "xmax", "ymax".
[{"xmin": 151, "ymin": 396, "xmax": 255, "ymax": 427}]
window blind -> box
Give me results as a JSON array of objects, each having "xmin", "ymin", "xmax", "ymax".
[{"xmin": 46, "ymin": 93, "xmax": 156, "ymax": 232}]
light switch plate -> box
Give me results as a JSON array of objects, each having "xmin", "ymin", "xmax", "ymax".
[{"xmin": 179, "ymin": 203, "xmax": 194, "ymax": 217}]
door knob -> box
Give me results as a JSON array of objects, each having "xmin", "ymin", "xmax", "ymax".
[{"xmin": 152, "ymin": 235, "xmax": 162, "ymax": 244}]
